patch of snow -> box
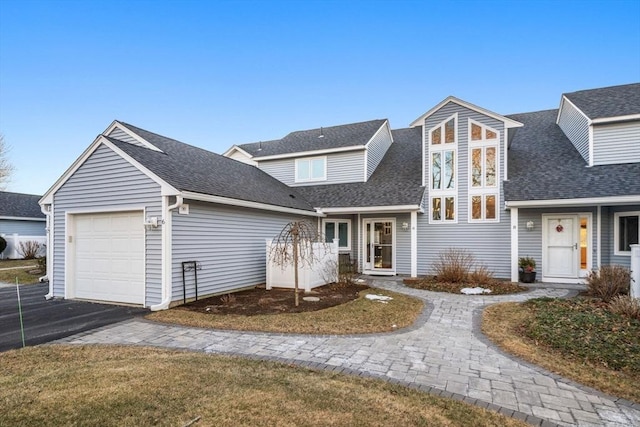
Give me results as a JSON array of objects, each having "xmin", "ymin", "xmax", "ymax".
[
  {"xmin": 460, "ymin": 287, "xmax": 492, "ymax": 295},
  {"xmin": 302, "ymin": 296, "xmax": 320, "ymax": 302},
  {"xmin": 365, "ymin": 294, "xmax": 393, "ymax": 302},
  {"xmin": 356, "ymin": 279, "xmax": 366, "ymax": 283}
]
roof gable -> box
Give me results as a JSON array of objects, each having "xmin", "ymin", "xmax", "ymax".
[
  {"xmin": 104, "ymin": 121, "xmax": 164, "ymax": 152},
  {"xmin": 239, "ymin": 119, "xmax": 387, "ymax": 159},
  {"xmin": 0, "ymin": 191, "xmax": 45, "ymax": 219},
  {"xmin": 562, "ymin": 83, "xmax": 640, "ymax": 121},
  {"xmin": 410, "ymin": 96, "xmax": 523, "ymax": 129}
]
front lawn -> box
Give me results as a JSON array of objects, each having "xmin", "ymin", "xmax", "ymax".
[
  {"xmin": 483, "ymin": 297, "xmax": 640, "ymax": 403},
  {"xmin": 0, "ymin": 345, "xmax": 528, "ymax": 427},
  {"xmin": 147, "ymin": 287, "xmax": 424, "ymax": 334}
]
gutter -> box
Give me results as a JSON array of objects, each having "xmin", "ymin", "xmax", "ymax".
[
  {"xmin": 40, "ymin": 204, "xmax": 53, "ymax": 299},
  {"xmin": 150, "ymin": 195, "xmax": 183, "ymax": 311}
]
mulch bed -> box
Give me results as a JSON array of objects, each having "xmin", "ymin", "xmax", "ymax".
[
  {"xmin": 403, "ymin": 277, "xmax": 527, "ymax": 295},
  {"xmin": 178, "ymin": 282, "xmax": 370, "ymax": 316}
]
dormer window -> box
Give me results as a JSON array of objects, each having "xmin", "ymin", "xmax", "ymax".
[{"xmin": 295, "ymin": 156, "xmax": 326, "ymax": 182}]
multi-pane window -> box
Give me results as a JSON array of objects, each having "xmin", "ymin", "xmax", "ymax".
[
  {"xmin": 429, "ymin": 114, "xmax": 457, "ymax": 223},
  {"xmin": 295, "ymin": 157, "xmax": 326, "ymax": 182},
  {"xmin": 324, "ymin": 219, "xmax": 351, "ymax": 250},
  {"xmin": 468, "ymin": 120, "xmax": 499, "ymax": 222},
  {"xmin": 615, "ymin": 212, "xmax": 640, "ymax": 254}
]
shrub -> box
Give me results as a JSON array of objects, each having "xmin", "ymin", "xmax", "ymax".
[
  {"xmin": 431, "ymin": 248, "xmax": 475, "ymax": 283},
  {"xmin": 37, "ymin": 256, "xmax": 47, "ymax": 273},
  {"xmin": 469, "ymin": 265, "xmax": 494, "ymax": 286},
  {"xmin": 220, "ymin": 294, "xmax": 236, "ymax": 305},
  {"xmin": 586, "ymin": 265, "xmax": 630, "ymax": 302},
  {"xmin": 518, "ymin": 256, "xmax": 536, "ymax": 272},
  {"xmin": 0, "ymin": 236, "xmax": 6, "ymax": 255},
  {"xmin": 609, "ymin": 295, "xmax": 640, "ymax": 321},
  {"xmin": 18, "ymin": 241, "xmax": 42, "ymax": 260}
]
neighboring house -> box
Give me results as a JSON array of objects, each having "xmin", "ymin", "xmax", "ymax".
[
  {"xmin": 0, "ymin": 191, "xmax": 46, "ymax": 259},
  {"xmin": 40, "ymin": 83, "xmax": 640, "ymax": 308}
]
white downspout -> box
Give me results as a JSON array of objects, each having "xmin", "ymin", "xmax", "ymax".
[
  {"xmin": 150, "ymin": 195, "xmax": 183, "ymax": 311},
  {"xmin": 40, "ymin": 204, "xmax": 54, "ymax": 299}
]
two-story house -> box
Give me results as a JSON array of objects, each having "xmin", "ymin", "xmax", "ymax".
[{"xmin": 39, "ymin": 83, "xmax": 639, "ymax": 308}]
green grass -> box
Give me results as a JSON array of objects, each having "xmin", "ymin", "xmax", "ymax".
[
  {"xmin": 522, "ymin": 297, "xmax": 640, "ymax": 373},
  {"xmin": 148, "ymin": 288, "xmax": 424, "ymax": 334},
  {"xmin": 0, "ymin": 345, "xmax": 528, "ymax": 427},
  {"xmin": 483, "ymin": 298, "xmax": 640, "ymax": 403}
]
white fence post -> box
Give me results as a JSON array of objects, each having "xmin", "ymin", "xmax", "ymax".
[{"xmin": 630, "ymin": 244, "xmax": 640, "ymax": 299}]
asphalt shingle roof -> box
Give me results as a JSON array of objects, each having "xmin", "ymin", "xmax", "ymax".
[
  {"xmin": 108, "ymin": 123, "xmax": 316, "ymax": 212},
  {"xmin": 239, "ymin": 119, "xmax": 387, "ymax": 157},
  {"xmin": 564, "ymin": 83, "xmax": 640, "ymax": 119},
  {"xmin": 0, "ymin": 191, "xmax": 45, "ymax": 218},
  {"xmin": 294, "ymin": 127, "xmax": 425, "ymax": 208},
  {"xmin": 504, "ymin": 109, "xmax": 640, "ymax": 201}
]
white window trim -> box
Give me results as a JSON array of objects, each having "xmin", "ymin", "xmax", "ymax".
[
  {"xmin": 468, "ymin": 118, "xmax": 500, "ymax": 223},
  {"xmin": 322, "ymin": 218, "xmax": 351, "ymax": 251},
  {"xmin": 295, "ymin": 156, "xmax": 327, "ymax": 183},
  {"xmin": 614, "ymin": 211, "xmax": 640, "ymax": 256},
  {"xmin": 428, "ymin": 113, "xmax": 458, "ymax": 224}
]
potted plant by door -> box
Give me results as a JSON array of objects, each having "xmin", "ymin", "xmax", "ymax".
[{"xmin": 518, "ymin": 257, "xmax": 537, "ymax": 283}]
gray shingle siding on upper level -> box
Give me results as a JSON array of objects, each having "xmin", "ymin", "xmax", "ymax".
[
  {"xmin": 505, "ymin": 109, "xmax": 640, "ymax": 201},
  {"xmin": 564, "ymin": 83, "xmax": 640, "ymax": 119},
  {"xmin": 592, "ymin": 121, "xmax": 640, "ymax": 165},
  {"xmin": 295, "ymin": 127, "xmax": 424, "ymax": 208},
  {"xmin": 557, "ymin": 98, "xmax": 590, "ymax": 163},
  {"xmin": 240, "ymin": 119, "xmax": 387, "ymax": 158}
]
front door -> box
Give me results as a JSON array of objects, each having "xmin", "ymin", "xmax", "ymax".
[
  {"xmin": 363, "ymin": 219, "xmax": 395, "ymax": 275},
  {"xmin": 543, "ymin": 215, "xmax": 579, "ymax": 279}
]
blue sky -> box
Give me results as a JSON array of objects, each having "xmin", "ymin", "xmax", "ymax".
[{"xmin": 1, "ymin": 0, "xmax": 639, "ymax": 195}]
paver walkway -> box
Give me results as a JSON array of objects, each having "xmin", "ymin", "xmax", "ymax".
[{"xmin": 57, "ymin": 278, "xmax": 639, "ymax": 426}]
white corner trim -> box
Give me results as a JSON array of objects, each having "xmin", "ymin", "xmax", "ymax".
[
  {"xmin": 180, "ymin": 191, "xmax": 324, "ymax": 217},
  {"xmin": 506, "ymin": 195, "xmax": 640, "ymax": 208},
  {"xmin": 410, "ymin": 96, "xmax": 523, "ymax": 129},
  {"xmin": 253, "ymin": 145, "xmax": 365, "ymax": 161},
  {"xmin": 510, "ymin": 208, "xmax": 519, "ymax": 282},
  {"xmin": 364, "ymin": 120, "xmax": 392, "ymax": 148},
  {"xmin": 410, "ymin": 211, "xmax": 417, "ymax": 277},
  {"xmin": 105, "ymin": 121, "xmax": 164, "ymax": 153},
  {"xmin": 596, "ymin": 206, "xmax": 602, "ymax": 269}
]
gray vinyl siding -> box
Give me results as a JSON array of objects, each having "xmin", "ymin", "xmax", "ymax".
[
  {"xmin": 258, "ymin": 150, "xmax": 366, "ymax": 186},
  {"xmin": 171, "ymin": 202, "xmax": 308, "ymax": 301},
  {"xmin": 418, "ymin": 102, "xmax": 511, "ymax": 278},
  {"xmin": 517, "ymin": 207, "xmax": 598, "ymax": 276},
  {"xmin": 52, "ymin": 144, "xmax": 163, "ymax": 306},
  {"xmin": 604, "ymin": 205, "xmax": 640, "ymax": 269},
  {"xmin": 366, "ymin": 124, "xmax": 393, "ymax": 180},
  {"xmin": 0, "ymin": 219, "xmax": 45, "ymax": 235},
  {"xmin": 558, "ymin": 100, "xmax": 590, "ymax": 163},
  {"xmin": 107, "ymin": 127, "xmax": 146, "ymax": 147},
  {"xmin": 592, "ymin": 122, "xmax": 640, "ymax": 165}
]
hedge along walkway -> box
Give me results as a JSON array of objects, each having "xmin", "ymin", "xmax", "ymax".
[{"xmin": 56, "ymin": 278, "xmax": 640, "ymax": 427}]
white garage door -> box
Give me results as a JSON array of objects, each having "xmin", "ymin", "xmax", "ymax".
[{"xmin": 73, "ymin": 211, "xmax": 144, "ymax": 305}]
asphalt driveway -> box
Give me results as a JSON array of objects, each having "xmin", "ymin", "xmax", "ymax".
[{"xmin": 0, "ymin": 282, "xmax": 148, "ymax": 352}]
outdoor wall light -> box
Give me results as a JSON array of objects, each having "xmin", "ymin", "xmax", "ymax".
[
  {"xmin": 143, "ymin": 217, "xmax": 163, "ymax": 230},
  {"xmin": 526, "ymin": 221, "xmax": 534, "ymax": 231},
  {"xmin": 402, "ymin": 222, "xmax": 409, "ymax": 231}
]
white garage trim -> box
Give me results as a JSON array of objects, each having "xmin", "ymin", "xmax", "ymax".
[{"xmin": 65, "ymin": 209, "xmax": 146, "ymax": 306}]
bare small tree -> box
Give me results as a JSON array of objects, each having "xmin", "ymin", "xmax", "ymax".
[
  {"xmin": 0, "ymin": 134, "xmax": 14, "ymax": 190},
  {"xmin": 269, "ymin": 220, "xmax": 322, "ymax": 306}
]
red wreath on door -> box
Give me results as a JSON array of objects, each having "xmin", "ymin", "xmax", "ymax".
[{"xmin": 556, "ymin": 224, "xmax": 564, "ymax": 233}]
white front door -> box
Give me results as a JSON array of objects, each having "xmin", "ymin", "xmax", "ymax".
[
  {"xmin": 543, "ymin": 215, "xmax": 579, "ymax": 279},
  {"xmin": 363, "ymin": 219, "xmax": 395, "ymax": 275}
]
